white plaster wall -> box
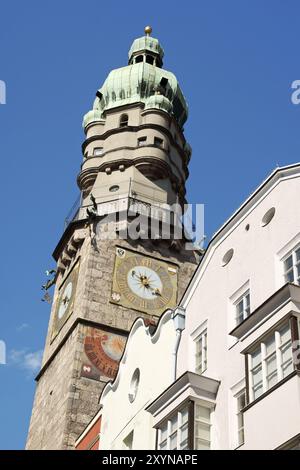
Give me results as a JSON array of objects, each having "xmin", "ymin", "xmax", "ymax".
[
  {"xmin": 100, "ymin": 312, "xmax": 176, "ymax": 450},
  {"xmin": 177, "ymin": 171, "xmax": 300, "ymax": 449}
]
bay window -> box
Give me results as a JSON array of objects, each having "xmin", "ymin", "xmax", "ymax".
[
  {"xmin": 157, "ymin": 406, "xmax": 189, "ymax": 450},
  {"xmin": 248, "ymin": 321, "xmax": 294, "ymax": 402},
  {"xmin": 194, "ymin": 405, "xmax": 211, "ymax": 450},
  {"xmin": 157, "ymin": 402, "xmax": 211, "ymax": 450}
]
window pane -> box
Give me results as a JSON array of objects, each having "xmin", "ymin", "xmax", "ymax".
[
  {"xmin": 252, "ymin": 364, "xmax": 263, "ymax": 399},
  {"xmin": 252, "ymin": 364, "xmax": 262, "ymax": 385},
  {"xmin": 195, "ymin": 438, "xmax": 210, "ymax": 450},
  {"xmin": 253, "ymin": 382, "xmax": 263, "ymax": 400},
  {"xmin": 284, "ymin": 255, "xmax": 293, "ymax": 271},
  {"xmin": 285, "ymin": 270, "xmax": 295, "ymax": 282},
  {"xmin": 159, "ymin": 424, "xmax": 168, "ymax": 443},
  {"xmin": 238, "ymin": 429, "xmax": 245, "ymax": 446},
  {"xmin": 265, "ymin": 335, "xmax": 276, "ymax": 356},
  {"xmin": 297, "ymin": 265, "xmax": 300, "ymax": 284},
  {"xmin": 159, "ymin": 440, "xmax": 167, "ymax": 450},
  {"xmin": 195, "ymin": 331, "xmax": 207, "ymax": 374},
  {"xmin": 266, "ymin": 352, "xmax": 277, "ymax": 374},
  {"xmin": 266, "ymin": 370, "xmax": 277, "ymax": 388},
  {"xmin": 170, "ymin": 432, "xmax": 177, "ymax": 450},
  {"xmin": 170, "ymin": 415, "xmax": 177, "ymax": 433},
  {"xmin": 180, "ymin": 422, "xmax": 188, "ymax": 444},
  {"xmin": 237, "ymin": 392, "xmax": 246, "ymax": 411},
  {"xmin": 180, "ymin": 439, "xmax": 189, "ymax": 450},
  {"xmin": 195, "ymin": 422, "xmax": 210, "ymax": 441},
  {"xmin": 180, "ymin": 407, "xmax": 188, "ymax": 425},
  {"xmin": 251, "ymin": 348, "xmax": 261, "ymax": 368},
  {"xmin": 296, "ymin": 248, "xmax": 300, "ymax": 261},
  {"xmin": 195, "ymin": 405, "xmax": 210, "ymax": 422},
  {"xmin": 279, "ymin": 323, "xmax": 291, "ymax": 345},
  {"xmin": 282, "ymin": 359, "xmax": 293, "ymax": 378}
]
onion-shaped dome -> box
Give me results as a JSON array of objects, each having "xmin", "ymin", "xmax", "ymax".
[
  {"xmin": 145, "ymin": 93, "xmax": 173, "ymax": 114},
  {"xmin": 83, "ymin": 109, "xmax": 105, "ymax": 129},
  {"xmin": 83, "ymin": 28, "xmax": 188, "ymax": 129}
]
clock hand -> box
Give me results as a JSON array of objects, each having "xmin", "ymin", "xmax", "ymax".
[{"xmin": 62, "ymin": 295, "xmax": 70, "ymax": 306}]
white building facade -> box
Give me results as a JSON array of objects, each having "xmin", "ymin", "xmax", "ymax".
[{"xmin": 98, "ymin": 163, "xmax": 300, "ymax": 450}]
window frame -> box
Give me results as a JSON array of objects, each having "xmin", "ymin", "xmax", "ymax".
[
  {"xmin": 194, "ymin": 329, "xmax": 207, "ymax": 375},
  {"xmin": 194, "ymin": 403, "xmax": 211, "ymax": 450},
  {"xmin": 157, "ymin": 404, "xmax": 189, "ymax": 450},
  {"xmin": 137, "ymin": 136, "xmax": 147, "ymax": 147},
  {"xmin": 235, "ymin": 389, "xmax": 246, "ymax": 447},
  {"xmin": 93, "ymin": 147, "xmax": 104, "ymax": 156},
  {"xmin": 156, "ymin": 401, "xmax": 212, "ymax": 451},
  {"xmin": 283, "ymin": 246, "xmax": 300, "ymax": 285},
  {"xmin": 119, "ymin": 114, "xmax": 129, "ymax": 128},
  {"xmin": 154, "ymin": 136, "xmax": 164, "ymax": 148},
  {"xmin": 247, "ymin": 319, "xmax": 296, "ymax": 402},
  {"xmin": 234, "ymin": 291, "xmax": 250, "ymax": 326}
]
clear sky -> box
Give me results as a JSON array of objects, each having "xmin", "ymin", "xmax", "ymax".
[{"xmin": 1, "ymin": 0, "xmax": 300, "ymax": 449}]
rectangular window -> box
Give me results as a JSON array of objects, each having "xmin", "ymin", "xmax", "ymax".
[
  {"xmin": 195, "ymin": 329, "xmax": 207, "ymax": 374},
  {"xmin": 194, "ymin": 405, "xmax": 211, "ymax": 450},
  {"xmin": 283, "ymin": 247, "xmax": 300, "ymax": 284},
  {"xmin": 157, "ymin": 406, "xmax": 189, "ymax": 450},
  {"xmin": 235, "ymin": 291, "xmax": 250, "ymax": 326},
  {"xmin": 154, "ymin": 137, "xmax": 163, "ymax": 147},
  {"xmin": 236, "ymin": 390, "xmax": 246, "ymax": 447},
  {"xmin": 157, "ymin": 403, "xmax": 211, "ymax": 450},
  {"xmin": 137, "ymin": 136, "xmax": 147, "ymax": 146},
  {"xmin": 93, "ymin": 147, "xmax": 103, "ymax": 156},
  {"xmin": 248, "ymin": 322, "xmax": 294, "ymax": 402}
]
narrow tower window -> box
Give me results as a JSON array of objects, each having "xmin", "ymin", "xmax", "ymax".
[
  {"xmin": 138, "ymin": 136, "xmax": 147, "ymax": 146},
  {"xmin": 146, "ymin": 55, "xmax": 154, "ymax": 65},
  {"xmin": 135, "ymin": 55, "xmax": 143, "ymax": 63},
  {"xmin": 120, "ymin": 114, "xmax": 129, "ymax": 127},
  {"xmin": 154, "ymin": 137, "xmax": 163, "ymax": 148},
  {"xmin": 93, "ymin": 147, "xmax": 103, "ymax": 156}
]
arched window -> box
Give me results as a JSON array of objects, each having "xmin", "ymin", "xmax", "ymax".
[{"xmin": 120, "ymin": 114, "xmax": 129, "ymax": 127}]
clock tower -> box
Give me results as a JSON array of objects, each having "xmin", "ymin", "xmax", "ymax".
[{"xmin": 26, "ymin": 27, "xmax": 198, "ymax": 450}]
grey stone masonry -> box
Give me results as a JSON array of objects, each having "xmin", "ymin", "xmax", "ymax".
[{"xmin": 26, "ymin": 225, "xmax": 197, "ymax": 449}]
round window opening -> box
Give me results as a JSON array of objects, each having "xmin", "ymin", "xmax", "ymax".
[
  {"xmin": 128, "ymin": 368, "xmax": 140, "ymax": 403},
  {"xmin": 261, "ymin": 207, "xmax": 275, "ymax": 227},
  {"xmin": 109, "ymin": 185, "xmax": 120, "ymax": 193},
  {"xmin": 222, "ymin": 248, "xmax": 234, "ymax": 267}
]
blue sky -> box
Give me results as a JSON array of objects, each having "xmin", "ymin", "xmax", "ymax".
[{"xmin": 1, "ymin": 0, "xmax": 300, "ymax": 449}]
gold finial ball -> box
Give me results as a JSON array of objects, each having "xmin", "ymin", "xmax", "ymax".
[{"xmin": 144, "ymin": 25, "xmax": 152, "ymax": 36}]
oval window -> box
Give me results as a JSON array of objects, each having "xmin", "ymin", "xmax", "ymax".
[
  {"xmin": 128, "ymin": 368, "xmax": 140, "ymax": 403},
  {"xmin": 222, "ymin": 248, "xmax": 234, "ymax": 266},
  {"xmin": 109, "ymin": 185, "xmax": 119, "ymax": 192},
  {"xmin": 261, "ymin": 207, "xmax": 275, "ymax": 227}
]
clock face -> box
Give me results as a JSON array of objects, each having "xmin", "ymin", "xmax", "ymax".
[
  {"xmin": 51, "ymin": 261, "xmax": 80, "ymax": 341},
  {"xmin": 81, "ymin": 327, "xmax": 127, "ymax": 380},
  {"xmin": 57, "ymin": 281, "xmax": 73, "ymax": 319},
  {"xmin": 111, "ymin": 247, "xmax": 178, "ymax": 315}
]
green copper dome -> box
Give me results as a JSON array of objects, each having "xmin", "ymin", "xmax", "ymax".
[{"xmin": 83, "ymin": 32, "xmax": 188, "ymax": 129}]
